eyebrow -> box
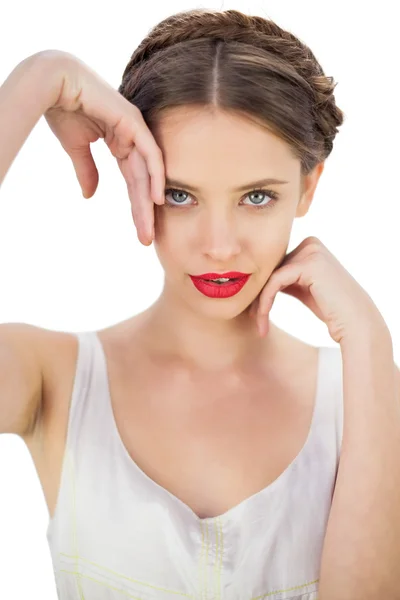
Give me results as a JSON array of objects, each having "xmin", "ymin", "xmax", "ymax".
[{"xmin": 165, "ymin": 177, "xmax": 289, "ymax": 193}]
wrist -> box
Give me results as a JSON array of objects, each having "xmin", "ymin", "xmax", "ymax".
[
  {"xmin": 20, "ymin": 50, "xmax": 73, "ymax": 111},
  {"xmin": 339, "ymin": 313, "xmax": 392, "ymax": 353},
  {"xmin": 0, "ymin": 49, "xmax": 76, "ymax": 187}
]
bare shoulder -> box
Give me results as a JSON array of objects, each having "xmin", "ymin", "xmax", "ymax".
[
  {"xmin": 22, "ymin": 327, "xmax": 79, "ymax": 453},
  {"xmin": 24, "ymin": 316, "xmax": 142, "ymax": 443},
  {"xmin": 21, "ymin": 319, "xmax": 142, "ymax": 521}
]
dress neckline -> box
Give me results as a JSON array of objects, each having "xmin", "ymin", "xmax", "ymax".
[{"xmin": 93, "ymin": 331, "xmax": 324, "ymax": 525}]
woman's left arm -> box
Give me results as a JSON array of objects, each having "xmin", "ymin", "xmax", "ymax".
[
  {"xmin": 318, "ymin": 319, "xmax": 400, "ymax": 599},
  {"xmin": 252, "ymin": 236, "xmax": 400, "ymax": 597}
]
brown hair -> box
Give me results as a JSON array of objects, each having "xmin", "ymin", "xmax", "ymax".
[{"xmin": 118, "ymin": 8, "xmax": 345, "ymax": 179}]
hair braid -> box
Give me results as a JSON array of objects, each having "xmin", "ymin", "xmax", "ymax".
[{"xmin": 119, "ymin": 8, "xmax": 345, "ymax": 168}]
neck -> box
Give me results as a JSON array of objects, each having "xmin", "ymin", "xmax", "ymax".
[{"xmin": 141, "ymin": 288, "xmax": 281, "ymax": 372}]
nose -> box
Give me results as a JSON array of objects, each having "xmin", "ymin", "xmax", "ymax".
[{"xmin": 200, "ymin": 208, "xmax": 241, "ymax": 263}]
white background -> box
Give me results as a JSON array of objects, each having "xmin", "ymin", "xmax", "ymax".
[{"xmin": 0, "ymin": 1, "xmax": 399, "ymax": 597}]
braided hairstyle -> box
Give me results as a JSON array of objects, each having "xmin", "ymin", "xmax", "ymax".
[{"xmin": 118, "ymin": 8, "xmax": 345, "ymax": 175}]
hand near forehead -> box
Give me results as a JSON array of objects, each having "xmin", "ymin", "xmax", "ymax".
[{"xmin": 42, "ymin": 50, "xmax": 165, "ymax": 246}]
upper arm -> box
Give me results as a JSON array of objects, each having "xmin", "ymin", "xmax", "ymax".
[{"xmin": 0, "ymin": 322, "xmax": 45, "ymax": 438}]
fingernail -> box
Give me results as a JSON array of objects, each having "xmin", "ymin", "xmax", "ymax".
[
  {"xmin": 159, "ymin": 182, "xmax": 165, "ymax": 202},
  {"xmin": 154, "ymin": 184, "xmax": 164, "ymax": 204},
  {"xmin": 258, "ymin": 316, "xmax": 268, "ymax": 337}
]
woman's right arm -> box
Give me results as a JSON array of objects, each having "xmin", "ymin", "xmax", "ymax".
[
  {"xmin": 0, "ymin": 50, "xmax": 166, "ymax": 439},
  {"xmin": 0, "ymin": 53, "xmax": 67, "ymax": 439},
  {"xmin": 0, "ymin": 51, "xmax": 64, "ymax": 186},
  {"xmin": 0, "ymin": 49, "xmax": 164, "ymax": 244}
]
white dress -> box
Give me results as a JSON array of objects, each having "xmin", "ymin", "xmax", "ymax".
[{"xmin": 46, "ymin": 331, "xmax": 343, "ymax": 600}]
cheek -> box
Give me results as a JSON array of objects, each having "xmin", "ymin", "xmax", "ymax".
[
  {"xmin": 251, "ymin": 219, "xmax": 293, "ymax": 270},
  {"xmin": 154, "ymin": 208, "xmax": 190, "ymax": 268},
  {"xmin": 250, "ymin": 214, "xmax": 290, "ymax": 245},
  {"xmin": 155, "ymin": 207, "xmax": 192, "ymax": 243}
]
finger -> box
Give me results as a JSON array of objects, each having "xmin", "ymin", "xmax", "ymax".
[
  {"xmin": 69, "ymin": 146, "xmax": 99, "ymax": 198},
  {"xmin": 258, "ymin": 313, "xmax": 270, "ymax": 337},
  {"xmin": 248, "ymin": 303, "xmax": 255, "ymax": 318},
  {"xmin": 119, "ymin": 149, "xmax": 153, "ymax": 244},
  {"xmin": 130, "ymin": 148, "xmax": 155, "ymax": 243},
  {"xmin": 249, "ymin": 299, "xmax": 258, "ymax": 319},
  {"xmin": 280, "ymin": 237, "xmax": 323, "ymax": 266},
  {"xmin": 127, "ymin": 176, "xmax": 153, "ymax": 246},
  {"xmin": 258, "ymin": 264, "xmax": 301, "ymax": 317},
  {"xmin": 129, "ymin": 111, "xmax": 165, "ymax": 205}
]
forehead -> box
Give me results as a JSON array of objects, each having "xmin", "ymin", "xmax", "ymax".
[{"xmin": 152, "ymin": 106, "xmax": 298, "ymax": 181}]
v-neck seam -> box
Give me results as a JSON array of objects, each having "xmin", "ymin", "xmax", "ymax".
[{"xmin": 92, "ymin": 331, "xmax": 325, "ymax": 526}]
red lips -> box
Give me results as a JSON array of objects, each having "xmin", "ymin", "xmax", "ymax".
[
  {"xmin": 191, "ymin": 271, "xmax": 249, "ymax": 279},
  {"xmin": 189, "ymin": 273, "xmax": 251, "ymax": 298}
]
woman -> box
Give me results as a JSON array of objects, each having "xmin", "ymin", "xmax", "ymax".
[{"xmin": 1, "ymin": 7, "xmax": 399, "ymax": 600}]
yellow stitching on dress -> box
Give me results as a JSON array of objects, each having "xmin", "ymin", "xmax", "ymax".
[
  {"xmin": 68, "ymin": 449, "xmax": 85, "ymax": 599},
  {"xmin": 213, "ymin": 518, "xmax": 223, "ymax": 600},
  {"xmin": 58, "ymin": 569, "xmax": 196, "ymax": 599},
  {"xmin": 58, "ymin": 567, "xmax": 317, "ymax": 600},
  {"xmin": 64, "ymin": 434, "xmax": 317, "ymax": 600},
  {"xmin": 214, "ymin": 518, "xmax": 219, "ymax": 600},
  {"xmin": 216, "ymin": 517, "xmax": 223, "ymax": 600},
  {"xmin": 58, "ymin": 553, "xmax": 194, "ymax": 597},
  {"xmin": 205, "ymin": 521, "xmax": 210, "ymax": 600},
  {"xmin": 220, "ymin": 518, "xmax": 224, "ymax": 599},
  {"xmin": 250, "ymin": 578, "xmax": 319, "ymax": 599},
  {"xmin": 198, "ymin": 521, "xmax": 205, "ymax": 600}
]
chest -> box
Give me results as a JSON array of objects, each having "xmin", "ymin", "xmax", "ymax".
[{"xmin": 107, "ymin": 351, "xmax": 317, "ymax": 519}]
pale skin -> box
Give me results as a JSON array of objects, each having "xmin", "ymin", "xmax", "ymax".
[
  {"xmin": 123, "ymin": 108, "xmax": 400, "ymax": 598},
  {"xmin": 1, "ymin": 50, "xmax": 400, "ymax": 597},
  {"xmin": 142, "ymin": 105, "xmax": 324, "ymax": 371}
]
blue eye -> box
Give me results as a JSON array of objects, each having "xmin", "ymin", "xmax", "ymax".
[
  {"xmin": 164, "ymin": 188, "xmax": 280, "ymax": 210},
  {"xmin": 242, "ymin": 189, "xmax": 280, "ymax": 209},
  {"xmin": 165, "ymin": 189, "xmax": 190, "ymax": 205}
]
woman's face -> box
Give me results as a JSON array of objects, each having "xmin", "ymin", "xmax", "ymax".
[{"xmin": 152, "ymin": 106, "xmax": 323, "ymax": 320}]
